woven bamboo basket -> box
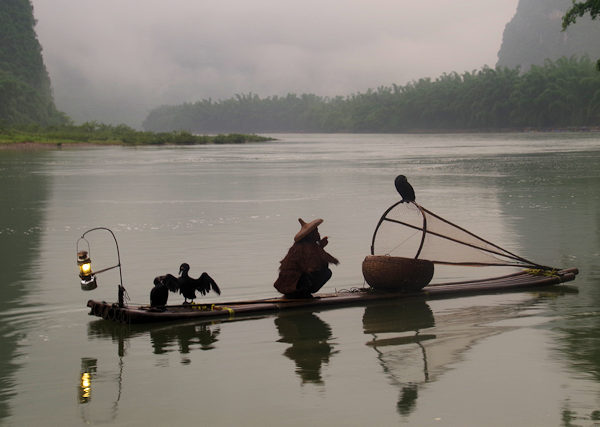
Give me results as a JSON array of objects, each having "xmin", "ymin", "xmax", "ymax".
[{"xmin": 362, "ymin": 255, "xmax": 434, "ymax": 292}]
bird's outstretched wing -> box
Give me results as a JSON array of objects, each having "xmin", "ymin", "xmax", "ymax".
[
  {"xmin": 154, "ymin": 274, "xmax": 180, "ymax": 293},
  {"xmin": 196, "ymin": 272, "xmax": 221, "ymax": 295}
]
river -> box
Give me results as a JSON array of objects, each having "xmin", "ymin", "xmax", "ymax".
[{"xmin": 0, "ymin": 133, "xmax": 599, "ymax": 426}]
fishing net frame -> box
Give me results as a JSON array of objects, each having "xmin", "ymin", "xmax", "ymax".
[{"xmin": 369, "ymin": 201, "xmax": 551, "ymax": 270}]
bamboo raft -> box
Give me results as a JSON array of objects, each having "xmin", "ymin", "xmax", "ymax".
[{"xmin": 87, "ymin": 267, "xmax": 578, "ymax": 324}]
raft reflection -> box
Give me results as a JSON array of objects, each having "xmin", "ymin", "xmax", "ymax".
[
  {"xmin": 80, "ymin": 319, "xmax": 224, "ymax": 422},
  {"xmin": 87, "ymin": 319, "xmax": 222, "ymax": 360},
  {"xmin": 362, "ymin": 290, "xmax": 574, "ymax": 417},
  {"xmin": 150, "ymin": 323, "xmax": 220, "ymax": 355},
  {"xmin": 363, "ymin": 299, "xmax": 435, "ymax": 416},
  {"xmin": 275, "ymin": 311, "xmax": 337, "ymax": 385}
]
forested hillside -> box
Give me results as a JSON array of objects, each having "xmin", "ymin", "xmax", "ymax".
[
  {"xmin": 143, "ymin": 57, "xmax": 600, "ymax": 133},
  {"xmin": 0, "ymin": 0, "xmax": 66, "ymax": 126},
  {"xmin": 497, "ymin": 0, "xmax": 600, "ymax": 70},
  {"xmin": 144, "ymin": 0, "xmax": 600, "ymax": 134}
]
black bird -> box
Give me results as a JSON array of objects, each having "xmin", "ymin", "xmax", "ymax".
[
  {"xmin": 394, "ymin": 175, "xmax": 416, "ymax": 203},
  {"xmin": 177, "ymin": 263, "xmax": 221, "ymax": 303},
  {"xmin": 150, "ymin": 274, "xmax": 179, "ymax": 308}
]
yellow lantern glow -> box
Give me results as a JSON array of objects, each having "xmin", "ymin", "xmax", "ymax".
[
  {"xmin": 78, "ymin": 358, "xmax": 97, "ymax": 404},
  {"xmin": 77, "ymin": 251, "xmax": 97, "ymax": 291},
  {"xmin": 79, "ymin": 372, "xmax": 92, "ymax": 402},
  {"xmin": 80, "ymin": 262, "xmax": 91, "ymax": 275}
]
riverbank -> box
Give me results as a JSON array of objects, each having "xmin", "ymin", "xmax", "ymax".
[
  {"xmin": 0, "ymin": 137, "xmax": 273, "ymax": 150},
  {"xmin": 4, "ymin": 126, "xmax": 599, "ymax": 150},
  {"xmin": 0, "ymin": 123, "xmax": 274, "ymax": 149}
]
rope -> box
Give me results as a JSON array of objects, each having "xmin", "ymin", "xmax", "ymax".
[
  {"xmin": 121, "ymin": 286, "xmax": 131, "ymax": 303},
  {"xmin": 335, "ymin": 286, "xmax": 372, "ymax": 294},
  {"xmin": 188, "ymin": 303, "xmax": 236, "ymax": 316},
  {"xmin": 525, "ymin": 268, "xmax": 559, "ymax": 277},
  {"xmin": 214, "ymin": 305, "xmax": 235, "ymax": 316}
]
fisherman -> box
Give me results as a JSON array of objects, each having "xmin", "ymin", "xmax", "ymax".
[{"xmin": 274, "ymin": 218, "xmax": 339, "ymax": 298}]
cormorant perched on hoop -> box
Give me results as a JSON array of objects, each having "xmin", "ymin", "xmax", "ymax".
[
  {"xmin": 394, "ymin": 175, "xmax": 416, "ymax": 203},
  {"xmin": 177, "ymin": 263, "xmax": 221, "ymax": 303}
]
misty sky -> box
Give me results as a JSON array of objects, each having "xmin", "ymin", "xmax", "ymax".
[{"xmin": 32, "ymin": 0, "xmax": 519, "ymax": 127}]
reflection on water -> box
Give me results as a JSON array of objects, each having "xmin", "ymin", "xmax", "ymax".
[
  {"xmin": 151, "ymin": 323, "xmax": 220, "ymax": 357},
  {"xmin": 362, "ymin": 291, "xmax": 574, "ymax": 418},
  {"xmin": 76, "ymin": 287, "xmax": 577, "ymax": 423},
  {"xmin": 275, "ymin": 311, "xmax": 337, "ymax": 385},
  {"xmin": 494, "ymin": 150, "xmax": 600, "ymax": 401},
  {"xmin": 555, "ymin": 303, "xmax": 600, "ymax": 381},
  {"xmin": 88, "ymin": 319, "xmax": 222, "ymax": 359},
  {"xmin": 363, "ymin": 299, "xmax": 435, "ymax": 416},
  {"xmin": 76, "ymin": 355, "xmax": 124, "ymax": 424},
  {"xmin": 0, "ymin": 151, "xmax": 50, "ymax": 422},
  {"xmin": 78, "ymin": 357, "xmax": 96, "ymax": 404},
  {"xmin": 81, "ymin": 319, "xmax": 223, "ymax": 423}
]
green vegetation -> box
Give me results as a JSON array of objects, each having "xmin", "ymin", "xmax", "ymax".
[
  {"xmin": 0, "ymin": 122, "xmax": 273, "ymax": 147},
  {"xmin": 5, "ymin": 0, "xmax": 600, "ymax": 137},
  {"xmin": 144, "ymin": 56, "xmax": 600, "ymax": 133},
  {"xmin": 562, "ymin": 0, "xmax": 600, "ymax": 70},
  {"xmin": 0, "ymin": 1, "xmax": 267, "ymax": 147},
  {"xmin": 0, "ymin": 0, "xmax": 68, "ymax": 126},
  {"xmin": 563, "ymin": 0, "xmax": 600, "ymax": 28}
]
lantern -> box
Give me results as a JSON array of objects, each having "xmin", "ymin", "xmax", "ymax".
[
  {"xmin": 77, "ymin": 250, "xmax": 97, "ymax": 290},
  {"xmin": 76, "ymin": 227, "xmax": 127, "ymax": 307}
]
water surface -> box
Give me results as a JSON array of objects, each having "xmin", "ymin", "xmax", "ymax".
[{"xmin": 1, "ymin": 133, "xmax": 599, "ymax": 426}]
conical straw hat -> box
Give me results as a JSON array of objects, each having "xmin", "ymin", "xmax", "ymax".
[{"xmin": 294, "ymin": 218, "xmax": 323, "ymax": 242}]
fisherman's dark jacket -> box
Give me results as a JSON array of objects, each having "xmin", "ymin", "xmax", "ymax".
[{"xmin": 274, "ymin": 240, "xmax": 338, "ymax": 295}]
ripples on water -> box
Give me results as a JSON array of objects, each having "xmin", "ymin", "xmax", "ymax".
[{"xmin": 1, "ymin": 133, "xmax": 599, "ymax": 425}]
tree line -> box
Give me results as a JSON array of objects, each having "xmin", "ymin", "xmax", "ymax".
[{"xmin": 143, "ymin": 56, "xmax": 600, "ymax": 133}]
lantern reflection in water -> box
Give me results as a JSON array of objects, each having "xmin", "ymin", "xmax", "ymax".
[{"xmin": 78, "ymin": 358, "xmax": 97, "ymax": 404}]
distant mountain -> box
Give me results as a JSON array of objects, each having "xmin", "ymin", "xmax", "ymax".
[
  {"xmin": 497, "ymin": 0, "xmax": 600, "ymax": 70},
  {"xmin": 0, "ymin": 0, "xmax": 66, "ymax": 125}
]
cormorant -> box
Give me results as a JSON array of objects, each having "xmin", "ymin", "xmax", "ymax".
[
  {"xmin": 150, "ymin": 274, "xmax": 179, "ymax": 308},
  {"xmin": 177, "ymin": 263, "xmax": 221, "ymax": 303},
  {"xmin": 394, "ymin": 175, "xmax": 416, "ymax": 203}
]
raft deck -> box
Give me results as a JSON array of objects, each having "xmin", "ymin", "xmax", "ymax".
[{"xmin": 87, "ymin": 267, "xmax": 578, "ymax": 324}]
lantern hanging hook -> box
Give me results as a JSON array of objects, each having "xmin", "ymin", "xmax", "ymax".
[{"xmin": 75, "ymin": 227, "xmax": 127, "ymax": 307}]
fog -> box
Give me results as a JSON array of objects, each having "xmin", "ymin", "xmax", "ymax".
[{"xmin": 32, "ymin": 0, "xmax": 519, "ymax": 128}]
